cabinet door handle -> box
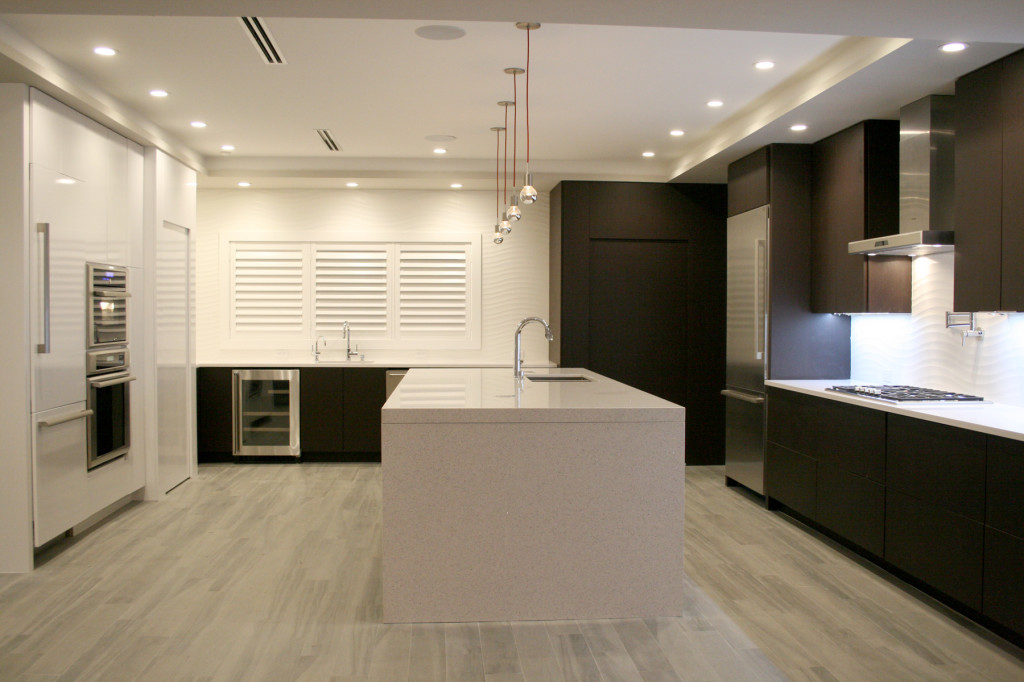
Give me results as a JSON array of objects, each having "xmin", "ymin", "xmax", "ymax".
[
  {"xmin": 39, "ymin": 409, "xmax": 93, "ymax": 428},
  {"xmin": 89, "ymin": 374, "xmax": 137, "ymax": 389},
  {"xmin": 755, "ymin": 237, "xmax": 766, "ymax": 361},
  {"xmin": 721, "ymin": 389, "xmax": 765, "ymax": 404},
  {"xmin": 36, "ymin": 222, "xmax": 51, "ymax": 354}
]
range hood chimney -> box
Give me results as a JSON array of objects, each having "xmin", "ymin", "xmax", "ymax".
[{"xmin": 848, "ymin": 95, "xmax": 955, "ymax": 256}]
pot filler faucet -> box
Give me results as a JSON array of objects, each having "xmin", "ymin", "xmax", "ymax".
[{"xmin": 514, "ymin": 316, "xmax": 554, "ymax": 379}]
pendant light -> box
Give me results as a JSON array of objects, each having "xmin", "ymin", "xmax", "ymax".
[
  {"xmin": 503, "ymin": 67, "xmax": 524, "ymax": 223},
  {"xmin": 491, "ymin": 126, "xmax": 506, "ymax": 244},
  {"xmin": 517, "ymin": 22, "xmax": 540, "ymax": 205},
  {"xmin": 498, "ymin": 100, "xmax": 514, "ymax": 235}
]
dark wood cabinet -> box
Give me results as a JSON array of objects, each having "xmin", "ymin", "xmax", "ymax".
[
  {"xmin": 342, "ymin": 367, "xmax": 386, "ymax": 454},
  {"xmin": 885, "ymin": 415, "xmax": 987, "ymax": 610},
  {"xmin": 766, "ymin": 388, "xmax": 885, "ymax": 555},
  {"xmin": 728, "ymin": 145, "xmax": 851, "ymax": 380},
  {"xmin": 299, "ymin": 367, "xmax": 345, "ymax": 453},
  {"xmin": 550, "ymin": 181, "xmax": 726, "ymax": 465},
  {"xmin": 984, "ymin": 436, "xmax": 1024, "ymax": 635},
  {"xmin": 197, "ymin": 366, "xmax": 386, "ymax": 462},
  {"xmin": 810, "ymin": 120, "xmax": 910, "ymax": 314},
  {"xmin": 196, "ymin": 367, "xmax": 234, "ymax": 460},
  {"xmin": 954, "ymin": 48, "xmax": 1024, "ymax": 312}
]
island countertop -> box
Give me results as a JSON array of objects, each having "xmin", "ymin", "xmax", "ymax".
[{"xmin": 382, "ymin": 367, "xmax": 684, "ymax": 424}]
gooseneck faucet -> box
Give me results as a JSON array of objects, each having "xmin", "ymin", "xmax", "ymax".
[
  {"xmin": 342, "ymin": 321, "xmax": 359, "ymax": 359},
  {"xmin": 313, "ymin": 335, "xmax": 327, "ymax": 362},
  {"xmin": 514, "ymin": 316, "xmax": 554, "ymax": 379}
]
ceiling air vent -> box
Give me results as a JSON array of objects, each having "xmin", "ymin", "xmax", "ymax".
[
  {"xmin": 239, "ymin": 17, "xmax": 286, "ymax": 65},
  {"xmin": 316, "ymin": 129, "xmax": 341, "ymax": 151}
]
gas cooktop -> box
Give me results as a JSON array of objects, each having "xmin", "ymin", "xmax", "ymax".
[{"xmin": 827, "ymin": 384, "xmax": 987, "ymax": 403}]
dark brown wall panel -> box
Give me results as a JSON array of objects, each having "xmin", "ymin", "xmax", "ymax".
[
  {"xmin": 196, "ymin": 367, "xmax": 234, "ymax": 457},
  {"xmin": 1001, "ymin": 50, "xmax": 1024, "ymax": 311},
  {"xmin": 727, "ymin": 146, "xmax": 770, "ymax": 217}
]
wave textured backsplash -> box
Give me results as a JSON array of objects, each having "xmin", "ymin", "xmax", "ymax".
[{"xmin": 851, "ymin": 252, "xmax": 1024, "ymax": 407}]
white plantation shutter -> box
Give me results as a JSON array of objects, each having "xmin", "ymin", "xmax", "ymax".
[
  {"xmin": 230, "ymin": 244, "xmax": 307, "ymax": 335},
  {"xmin": 398, "ymin": 245, "xmax": 469, "ymax": 338},
  {"xmin": 314, "ymin": 245, "xmax": 390, "ymax": 337}
]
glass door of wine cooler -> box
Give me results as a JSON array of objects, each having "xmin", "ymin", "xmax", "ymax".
[{"xmin": 233, "ymin": 369, "xmax": 300, "ymax": 457}]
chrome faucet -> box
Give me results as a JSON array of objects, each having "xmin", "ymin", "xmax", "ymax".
[
  {"xmin": 514, "ymin": 316, "xmax": 554, "ymax": 379},
  {"xmin": 342, "ymin": 321, "xmax": 359, "ymax": 359},
  {"xmin": 313, "ymin": 335, "xmax": 327, "ymax": 362}
]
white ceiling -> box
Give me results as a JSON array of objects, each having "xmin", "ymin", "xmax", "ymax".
[{"xmin": 0, "ymin": 1, "xmax": 1022, "ymax": 190}]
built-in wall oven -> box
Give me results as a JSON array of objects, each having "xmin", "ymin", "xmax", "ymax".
[{"xmin": 85, "ymin": 264, "xmax": 135, "ymax": 469}]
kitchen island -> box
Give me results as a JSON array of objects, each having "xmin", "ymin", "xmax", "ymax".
[{"xmin": 381, "ymin": 367, "xmax": 686, "ymax": 623}]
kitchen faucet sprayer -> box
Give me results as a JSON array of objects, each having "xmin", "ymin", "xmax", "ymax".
[
  {"xmin": 313, "ymin": 335, "xmax": 327, "ymax": 362},
  {"xmin": 513, "ymin": 316, "xmax": 554, "ymax": 379}
]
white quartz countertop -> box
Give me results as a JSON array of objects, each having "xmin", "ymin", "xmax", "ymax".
[
  {"xmin": 198, "ymin": 361, "xmax": 555, "ymax": 369},
  {"xmin": 766, "ymin": 379, "xmax": 1024, "ymax": 442},
  {"xmin": 382, "ymin": 367, "xmax": 684, "ymax": 424}
]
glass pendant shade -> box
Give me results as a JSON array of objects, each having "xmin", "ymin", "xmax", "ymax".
[
  {"xmin": 493, "ymin": 223, "xmax": 504, "ymax": 244},
  {"xmin": 520, "ymin": 170, "xmax": 537, "ymax": 204},
  {"xmin": 499, "ymin": 219, "xmax": 512, "ymax": 235},
  {"xmin": 505, "ymin": 194, "xmax": 522, "ymax": 222}
]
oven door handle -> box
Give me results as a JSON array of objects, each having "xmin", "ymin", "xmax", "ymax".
[
  {"xmin": 39, "ymin": 409, "xmax": 94, "ymax": 428},
  {"xmin": 89, "ymin": 374, "xmax": 137, "ymax": 389},
  {"xmin": 92, "ymin": 291, "xmax": 131, "ymax": 299}
]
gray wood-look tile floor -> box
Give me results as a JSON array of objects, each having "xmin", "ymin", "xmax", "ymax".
[{"xmin": 0, "ymin": 463, "xmax": 1020, "ymax": 681}]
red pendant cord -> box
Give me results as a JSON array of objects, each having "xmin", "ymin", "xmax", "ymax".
[
  {"xmin": 503, "ymin": 105, "xmax": 509, "ymax": 211},
  {"xmin": 525, "ymin": 28, "xmax": 531, "ymax": 166},
  {"xmin": 512, "ymin": 72, "xmax": 518, "ymax": 202},
  {"xmin": 495, "ymin": 128, "xmax": 499, "ymax": 221}
]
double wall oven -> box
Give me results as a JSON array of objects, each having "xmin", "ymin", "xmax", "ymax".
[{"xmin": 86, "ymin": 263, "xmax": 135, "ymax": 469}]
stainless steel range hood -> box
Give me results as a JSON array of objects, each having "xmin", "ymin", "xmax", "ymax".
[{"xmin": 849, "ymin": 95, "xmax": 955, "ymax": 256}]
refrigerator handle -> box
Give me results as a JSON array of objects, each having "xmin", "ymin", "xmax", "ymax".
[
  {"xmin": 755, "ymin": 238, "xmax": 766, "ymax": 361},
  {"xmin": 36, "ymin": 222, "xmax": 51, "ymax": 354},
  {"xmin": 721, "ymin": 389, "xmax": 765, "ymax": 405}
]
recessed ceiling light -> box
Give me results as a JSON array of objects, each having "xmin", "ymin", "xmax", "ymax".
[
  {"xmin": 93, "ymin": 46, "xmax": 116, "ymax": 56},
  {"xmin": 56, "ymin": 178, "xmax": 76, "ymax": 185},
  {"xmin": 426, "ymin": 134, "xmax": 457, "ymax": 142},
  {"xmin": 754, "ymin": 61, "xmax": 775, "ymax": 70},
  {"xmin": 149, "ymin": 89, "xmax": 168, "ymax": 98},
  {"xmin": 670, "ymin": 129, "xmax": 685, "ymax": 137},
  {"xmin": 707, "ymin": 100, "xmax": 724, "ymax": 108},
  {"xmin": 790, "ymin": 124, "xmax": 808, "ymax": 132},
  {"xmin": 941, "ymin": 42, "xmax": 968, "ymax": 53},
  {"xmin": 346, "ymin": 182, "xmax": 359, "ymax": 188},
  {"xmin": 237, "ymin": 182, "xmax": 251, "ymax": 187},
  {"xmin": 220, "ymin": 144, "xmax": 235, "ymax": 152},
  {"xmin": 450, "ymin": 183, "xmax": 463, "ymax": 189},
  {"xmin": 414, "ymin": 25, "xmax": 467, "ymax": 41},
  {"xmin": 642, "ymin": 151, "xmax": 656, "ymax": 158},
  {"xmin": 190, "ymin": 121, "xmax": 207, "ymax": 128},
  {"xmin": 433, "ymin": 148, "xmax": 447, "ymax": 154}
]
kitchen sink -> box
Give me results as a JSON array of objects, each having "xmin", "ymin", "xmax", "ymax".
[{"xmin": 524, "ymin": 374, "xmax": 591, "ymax": 382}]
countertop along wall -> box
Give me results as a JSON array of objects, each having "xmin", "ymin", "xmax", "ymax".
[
  {"xmin": 195, "ymin": 188, "xmax": 550, "ymax": 367},
  {"xmin": 850, "ymin": 252, "xmax": 1024, "ymax": 407}
]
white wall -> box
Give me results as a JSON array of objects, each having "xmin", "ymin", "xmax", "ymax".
[
  {"xmin": 195, "ymin": 188, "xmax": 551, "ymax": 367},
  {"xmin": 851, "ymin": 252, "xmax": 1024, "ymax": 407}
]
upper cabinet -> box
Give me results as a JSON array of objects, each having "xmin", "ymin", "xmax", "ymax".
[
  {"xmin": 810, "ymin": 120, "xmax": 910, "ymax": 314},
  {"xmin": 954, "ymin": 48, "xmax": 1024, "ymax": 312}
]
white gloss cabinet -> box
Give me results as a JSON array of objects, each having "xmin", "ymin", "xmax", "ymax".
[
  {"xmin": 29, "ymin": 164, "xmax": 88, "ymax": 414},
  {"xmin": 32, "ymin": 402, "xmax": 90, "ymax": 546}
]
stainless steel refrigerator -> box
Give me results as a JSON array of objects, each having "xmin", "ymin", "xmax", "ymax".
[{"xmin": 723, "ymin": 205, "xmax": 769, "ymax": 494}]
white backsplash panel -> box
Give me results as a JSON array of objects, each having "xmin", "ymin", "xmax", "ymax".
[
  {"xmin": 851, "ymin": 252, "xmax": 1024, "ymax": 407},
  {"xmin": 196, "ymin": 188, "xmax": 550, "ymax": 366}
]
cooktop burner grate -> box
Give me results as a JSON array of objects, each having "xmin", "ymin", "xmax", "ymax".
[{"xmin": 827, "ymin": 384, "xmax": 986, "ymax": 403}]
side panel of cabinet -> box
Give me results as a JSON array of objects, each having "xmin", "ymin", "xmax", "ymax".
[
  {"xmin": 1001, "ymin": 50, "xmax": 1024, "ymax": 311},
  {"xmin": 299, "ymin": 368, "xmax": 345, "ymax": 453},
  {"xmin": 343, "ymin": 368, "xmax": 387, "ymax": 454},
  {"xmin": 885, "ymin": 489, "xmax": 984, "ymax": 611},
  {"xmin": 986, "ymin": 435, "xmax": 1024, "ymax": 538},
  {"xmin": 954, "ymin": 60, "xmax": 1004, "ymax": 312},
  {"xmin": 196, "ymin": 368, "xmax": 234, "ymax": 458}
]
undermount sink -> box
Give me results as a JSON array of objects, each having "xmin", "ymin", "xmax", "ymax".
[{"xmin": 524, "ymin": 374, "xmax": 591, "ymax": 382}]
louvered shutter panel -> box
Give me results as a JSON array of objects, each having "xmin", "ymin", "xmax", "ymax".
[
  {"xmin": 230, "ymin": 245, "xmax": 306, "ymax": 334},
  {"xmin": 398, "ymin": 245, "xmax": 469, "ymax": 338},
  {"xmin": 313, "ymin": 245, "xmax": 390, "ymax": 336}
]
